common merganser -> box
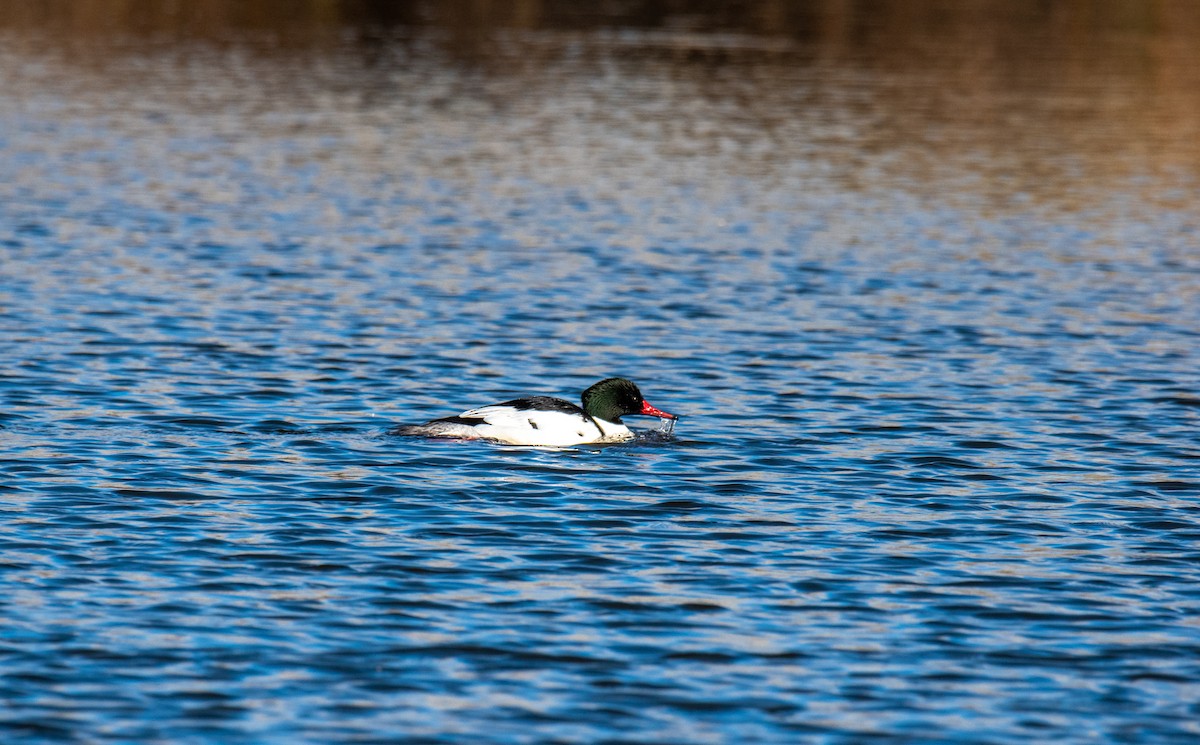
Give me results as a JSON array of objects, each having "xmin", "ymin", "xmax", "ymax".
[{"xmin": 393, "ymin": 377, "xmax": 679, "ymax": 447}]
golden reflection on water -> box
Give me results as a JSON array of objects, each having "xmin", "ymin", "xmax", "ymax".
[{"xmin": 1, "ymin": 0, "xmax": 1197, "ymax": 217}]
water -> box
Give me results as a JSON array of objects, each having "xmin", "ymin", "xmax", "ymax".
[{"xmin": 2, "ymin": 4, "xmax": 1200, "ymax": 742}]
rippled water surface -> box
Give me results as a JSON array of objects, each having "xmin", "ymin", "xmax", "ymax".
[{"xmin": 2, "ymin": 4, "xmax": 1200, "ymax": 742}]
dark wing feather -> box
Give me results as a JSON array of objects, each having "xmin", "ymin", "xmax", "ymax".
[
  {"xmin": 498, "ymin": 396, "xmax": 584, "ymax": 415},
  {"xmin": 431, "ymin": 414, "xmax": 488, "ymax": 426}
]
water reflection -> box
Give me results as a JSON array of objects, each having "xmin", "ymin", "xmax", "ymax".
[{"xmin": 3, "ymin": 0, "xmax": 1197, "ymax": 216}]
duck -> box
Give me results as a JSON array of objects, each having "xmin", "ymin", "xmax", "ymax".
[{"xmin": 393, "ymin": 377, "xmax": 679, "ymax": 446}]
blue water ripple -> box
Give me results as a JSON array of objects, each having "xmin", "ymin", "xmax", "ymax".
[{"xmin": 2, "ymin": 24, "xmax": 1200, "ymax": 745}]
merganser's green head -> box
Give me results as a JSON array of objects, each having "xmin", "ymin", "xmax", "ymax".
[{"xmin": 581, "ymin": 378, "xmax": 678, "ymax": 424}]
